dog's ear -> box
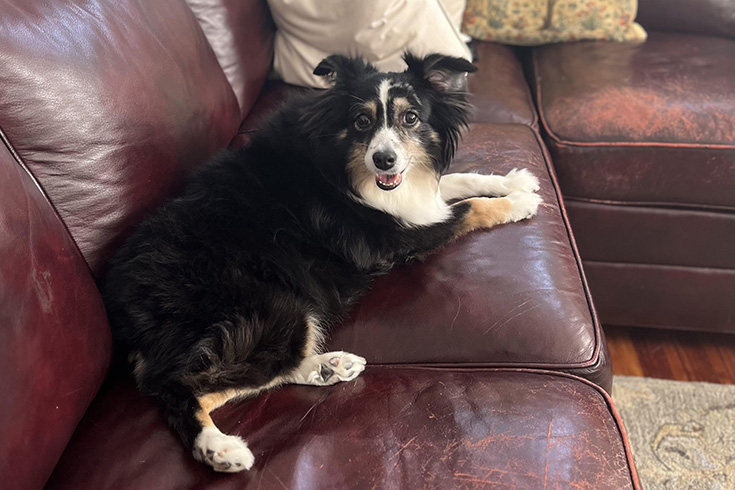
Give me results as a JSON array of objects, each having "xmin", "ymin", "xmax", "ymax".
[
  {"xmin": 403, "ymin": 52, "xmax": 477, "ymax": 93},
  {"xmin": 313, "ymin": 55, "xmax": 378, "ymax": 86}
]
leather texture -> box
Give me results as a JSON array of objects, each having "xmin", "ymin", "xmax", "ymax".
[
  {"xmin": 185, "ymin": 0, "xmax": 275, "ymax": 118},
  {"xmin": 637, "ymin": 0, "xmax": 735, "ymax": 39},
  {"xmin": 532, "ymin": 32, "xmax": 735, "ymax": 209},
  {"xmin": 584, "ymin": 261, "xmax": 735, "ymax": 333},
  {"xmin": 46, "ymin": 369, "xmax": 639, "ymax": 490},
  {"xmin": 534, "ymin": 32, "xmax": 735, "ymax": 146},
  {"xmin": 468, "ymin": 42, "xmax": 537, "ymax": 127},
  {"xmin": 0, "ymin": 0, "xmax": 241, "ymax": 278},
  {"xmin": 567, "ymin": 200, "xmax": 735, "ymax": 270},
  {"xmin": 327, "ymin": 124, "xmax": 611, "ymax": 391},
  {"xmin": 0, "ymin": 140, "xmax": 111, "ymax": 490}
]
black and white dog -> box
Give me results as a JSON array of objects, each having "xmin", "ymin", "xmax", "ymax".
[{"xmin": 102, "ymin": 53, "xmax": 541, "ymax": 472}]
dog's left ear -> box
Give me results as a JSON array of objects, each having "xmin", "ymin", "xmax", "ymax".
[
  {"xmin": 314, "ymin": 55, "xmax": 378, "ymax": 87},
  {"xmin": 403, "ymin": 52, "xmax": 477, "ymax": 93}
]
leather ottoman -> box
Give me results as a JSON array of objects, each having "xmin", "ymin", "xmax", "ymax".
[{"xmin": 531, "ymin": 31, "xmax": 735, "ymax": 332}]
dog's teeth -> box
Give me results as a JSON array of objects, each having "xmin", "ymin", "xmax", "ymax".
[{"xmin": 376, "ymin": 173, "xmax": 402, "ymax": 190}]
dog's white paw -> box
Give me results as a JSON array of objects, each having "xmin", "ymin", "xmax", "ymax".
[
  {"xmin": 503, "ymin": 168, "xmax": 540, "ymax": 194},
  {"xmin": 193, "ymin": 426, "xmax": 254, "ymax": 473},
  {"xmin": 505, "ymin": 191, "xmax": 542, "ymax": 222},
  {"xmin": 303, "ymin": 351, "xmax": 367, "ymax": 386}
]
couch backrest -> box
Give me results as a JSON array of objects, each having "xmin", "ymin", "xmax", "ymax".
[
  {"xmin": 0, "ymin": 0, "xmax": 274, "ymax": 280},
  {"xmin": 637, "ymin": 0, "xmax": 735, "ymax": 39},
  {"xmin": 0, "ymin": 1, "xmax": 274, "ymax": 488}
]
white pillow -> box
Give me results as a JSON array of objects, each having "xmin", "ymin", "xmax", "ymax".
[{"xmin": 268, "ymin": 0, "xmax": 471, "ymax": 88}]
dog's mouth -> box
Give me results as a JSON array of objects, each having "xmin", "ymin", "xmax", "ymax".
[{"xmin": 375, "ymin": 172, "xmax": 403, "ymax": 191}]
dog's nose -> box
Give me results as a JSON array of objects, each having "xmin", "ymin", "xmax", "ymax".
[{"xmin": 372, "ymin": 150, "xmax": 396, "ymax": 170}]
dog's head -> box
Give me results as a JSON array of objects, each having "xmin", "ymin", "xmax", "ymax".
[{"xmin": 300, "ymin": 53, "xmax": 476, "ymax": 222}]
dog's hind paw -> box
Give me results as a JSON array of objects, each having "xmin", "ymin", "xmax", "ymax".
[
  {"xmin": 295, "ymin": 351, "xmax": 367, "ymax": 386},
  {"xmin": 193, "ymin": 426, "xmax": 254, "ymax": 472}
]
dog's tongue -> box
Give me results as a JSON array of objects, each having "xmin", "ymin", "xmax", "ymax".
[{"xmin": 376, "ymin": 173, "xmax": 402, "ymax": 188}]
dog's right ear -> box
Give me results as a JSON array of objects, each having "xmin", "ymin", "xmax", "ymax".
[{"xmin": 313, "ymin": 55, "xmax": 377, "ymax": 86}]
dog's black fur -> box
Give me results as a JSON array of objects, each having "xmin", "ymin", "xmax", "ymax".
[{"xmin": 102, "ymin": 53, "xmax": 484, "ymax": 468}]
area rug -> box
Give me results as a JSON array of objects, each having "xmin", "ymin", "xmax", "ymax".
[{"xmin": 612, "ymin": 376, "xmax": 735, "ymax": 490}]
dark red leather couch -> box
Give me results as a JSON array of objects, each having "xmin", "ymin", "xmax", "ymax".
[
  {"xmin": 1, "ymin": 1, "xmax": 641, "ymax": 489},
  {"xmin": 530, "ymin": 0, "xmax": 735, "ymax": 333}
]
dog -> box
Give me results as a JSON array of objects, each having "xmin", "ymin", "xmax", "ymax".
[{"xmin": 101, "ymin": 52, "xmax": 541, "ymax": 473}]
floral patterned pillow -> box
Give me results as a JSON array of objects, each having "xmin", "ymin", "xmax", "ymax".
[{"xmin": 462, "ymin": 0, "xmax": 647, "ymax": 45}]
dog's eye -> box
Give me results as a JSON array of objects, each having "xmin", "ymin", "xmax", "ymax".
[
  {"xmin": 403, "ymin": 111, "xmax": 419, "ymax": 126},
  {"xmin": 355, "ymin": 114, "xmax": 371, "ymax": 130}
]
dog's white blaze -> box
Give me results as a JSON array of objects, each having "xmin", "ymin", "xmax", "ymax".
[{"xmin": 378, "ymin": 79, "xmax": 391, "ymax": 128}]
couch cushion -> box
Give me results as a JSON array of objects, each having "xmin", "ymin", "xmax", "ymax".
[
  {"xmin": 0, "ymin": 142, "xmax": 111, "ymax": 490},
  {"xmin": 186, "ymin": 0, "xmax": 275, "ymax": 118},
  {"xmin": 531, "ymin": 32, "xmax": 735, "ymax": 210},
  {"xmin": 637, "ymin": 0, "xmax": 735, "ymax": 39},
  {"xmin": 0, "ymin": 0, "xmax": 241, "ymax": 279},
  {"xmin": 46, "ymin": 369, "xmax": 639, "ymax": 490}
]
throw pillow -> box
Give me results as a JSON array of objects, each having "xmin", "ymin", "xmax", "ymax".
[
  {"xmin": 267, "ymin": 0, "xmax": 472, "ymax": 89},
  {"xmin": 462, "ymin": 0, "xmax": 647, "ymax": 45}
]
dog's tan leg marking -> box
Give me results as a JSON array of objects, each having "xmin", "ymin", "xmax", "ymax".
[
  {"xmin": 453, "ymin": 192, "xmax": 541, "ymax": 239},
  {"xmin": 453, "ymin": 197, "xmax": 513, "ymax": 238},
  {"xmin": 192, "ymin": 389, "xmax": 259, "ymax": 472}
]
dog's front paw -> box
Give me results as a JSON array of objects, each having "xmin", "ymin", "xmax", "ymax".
[
  {"xmin": 193, "ymin": 427, "xmax": 255, "ymax": 472},
  {"xmin": 503, "ymin": 168, "xmax": 540, "ymax": 194},
  {"xmin": 308, "ymin": 351, "xmax": 367, "ymax": 385},
  {"xmin": 505, "ymin": 191, "xmax": 542, "ymax": 222}
]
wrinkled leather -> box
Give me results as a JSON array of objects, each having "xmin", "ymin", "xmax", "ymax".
[
  {"xmin": 46, "ymin": 369, "xmax": 638, "ymax": 490},
  {"xmin": 533, "ymin": 32, "xmax": 735, "ymax": 209},
  {"xmin": 0, "ymin": 0, "xmax": 241, "ymax": 278},
  {"xmin": 325, "ymin": 123, "xmax": 610, "ymax": 391},
  {"xmin": 0, "ymin": 142, "xmax": 111, "ymax": 490},
  {"xmin": 567, "ymin": 200, "xmax": 735, "ymax": 270},
  {"xmin": 186, "ymin": 0, "xmax": 275, "ymax": 118},
  {"xmin": 584, "ymin": 261, "xmax": 735, "ymax": 333},
  {"xmin": 468, "ymin": 42, "xmax": 537, "ymax": 126},
  {"xmin": 637, "ymin": 0, "xmax": 735, "ymax": 39}
]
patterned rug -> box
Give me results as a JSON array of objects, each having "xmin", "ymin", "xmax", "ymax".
[{"xmin": 612, "ymin": 376, "xmax": 735, "ymax": 490}]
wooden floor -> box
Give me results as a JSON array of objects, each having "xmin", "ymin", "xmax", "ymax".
[{"xmin": 605, "ymin": 326, "xmax": 735, "ymax": 384}]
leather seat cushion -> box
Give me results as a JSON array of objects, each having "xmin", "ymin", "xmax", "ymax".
[
  {"xmin": 46, "ymin": 369, "xmax": 639, "ymax": 490},
  {"xmin": 532, "ymin": 32, "xmax": 735, "ymax": 210}
]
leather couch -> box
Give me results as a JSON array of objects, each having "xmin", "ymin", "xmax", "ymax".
[{"xmin": 0, "ymin": 1, "xmax": 655, "ymax": 489}]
